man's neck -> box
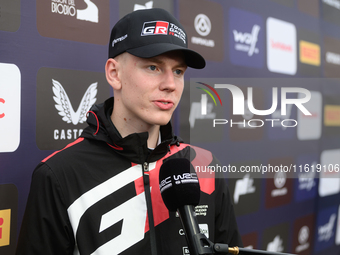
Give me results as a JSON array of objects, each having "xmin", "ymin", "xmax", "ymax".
[{"xmin": 110, "ymin": 111, "xmax": 160, "ymax": 149}]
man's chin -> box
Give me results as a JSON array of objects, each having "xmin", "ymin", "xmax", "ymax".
[
  {"xmin": 150, "ymin": 114, "xmax": 173, "ymax": 126},
  {"xmin": 154, "ymin": 118, "xmax": 172, "ymax": 127}
]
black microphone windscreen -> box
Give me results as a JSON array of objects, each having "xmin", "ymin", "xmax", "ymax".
[{"xmin": 159, "ymin": 158, "xmax": 200, "ymax": 211}]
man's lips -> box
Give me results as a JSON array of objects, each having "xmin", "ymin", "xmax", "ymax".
[{"xmin": 153, "ymin": 100, "xmax": 174, "ymax": 110}]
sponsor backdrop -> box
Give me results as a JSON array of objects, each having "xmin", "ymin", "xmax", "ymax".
[{"xmin": 1, "ymin": 0, "xmax": 340, "ymax": 254}]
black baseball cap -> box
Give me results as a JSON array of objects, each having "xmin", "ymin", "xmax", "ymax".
[{"xmin": 108, "ymin": 8, "xmax": 206, "ymax": 69}]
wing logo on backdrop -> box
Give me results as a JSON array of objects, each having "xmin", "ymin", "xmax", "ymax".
[
  {"xmin": 52, "ymin": 79, "xmax": 97, "ymax": 125},
  {"xmin": 51, "ymin": 0, "xmax": 98, "ymax": 23},
  {"xmin": 36, "ymin": 67, "xmax": 110, "ymax": 150}
]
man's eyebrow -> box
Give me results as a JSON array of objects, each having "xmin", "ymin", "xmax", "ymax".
[
  {"xmin": 145, "ymin": 57, "xmax": 163, "ymax": 64},
  {"xmin": 145, "ymin": 56, "xmax": 187, "ymax": 68},
  {"xmin": 175, "ymin": 63, "xmax": 188, "ymax": 69}
]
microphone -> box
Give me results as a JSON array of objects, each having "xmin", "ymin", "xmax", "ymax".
[
  {"xmin": 159, "ymin": 158, "xmax": 296, "ymax": 255},
  {"xmin": 159, "ymin": 158, "xmax": 213, "ymax": 255},
  {"xmin": 159, "ymin": 158, "xmax": 200, "ymax": 211}
]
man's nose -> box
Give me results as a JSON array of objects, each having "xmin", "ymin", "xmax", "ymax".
[{"xmin": 160, "ymin": 69, "xmax": 177, "ymax": 91}]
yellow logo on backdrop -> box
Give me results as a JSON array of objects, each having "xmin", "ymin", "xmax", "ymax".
[
  {"xmin": 324, "ymin": 105, "xmax": 340, "ymax": 126},
  {"xmin": 0, "ymin": 209, "xmax": 11, "ymax": 247},
  {"xmin": 299, "ymin": 40, "xmax": 320, "ymax": 66}
]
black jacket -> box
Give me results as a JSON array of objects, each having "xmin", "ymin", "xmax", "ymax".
[{"xmin": 16, "ymin": 97, "xmax": 242, "ymax": 255}]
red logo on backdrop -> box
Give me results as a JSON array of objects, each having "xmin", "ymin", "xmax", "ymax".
[
  {"xmin": 0, "ymin": 217, "xmax": 3, "ymax": 239},
  {"xmin": 0, "ymin": 98, "xmax": 4, "ymax": 118},
  {"xmin": 271, "ymin": 40, "xmax": 293, "ymax": 52},
  {"xmin": 141, "ymin": 21, "xmax": 169, "ymax": 35},
  {"xmin": 0, "ymin": 209, "xmax": 10, "ymax": 247},
  {"xmin": 0, "ymin": 184, "xmax": 18, "ymax": 253}
]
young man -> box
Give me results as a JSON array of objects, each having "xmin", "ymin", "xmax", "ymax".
[{"xmin": 16, "ymin": 8, "xmax": 242, "ymax": 255}]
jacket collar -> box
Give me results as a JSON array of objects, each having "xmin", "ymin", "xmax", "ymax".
[{"xmin": 81, "ymin": 97, "xmax": 182, "ymax": 163}]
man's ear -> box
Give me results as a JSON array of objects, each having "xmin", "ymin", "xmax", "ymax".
[{"xmin": 105, "ymin": 58, "xmax": 122, "ymax": 90}]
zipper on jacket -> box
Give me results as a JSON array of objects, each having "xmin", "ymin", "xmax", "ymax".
[
  {"xmin": 142, "ymin": 161, "xmax": 158, "ymax": 255},
  {"xmin": 143, "ymin": 162, "xmax": 149, "ymax": 173}
]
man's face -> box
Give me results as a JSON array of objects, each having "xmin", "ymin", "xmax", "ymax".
[{"xmin": 114, "ymin": 51, "xmax": 187, "ymax": 130}]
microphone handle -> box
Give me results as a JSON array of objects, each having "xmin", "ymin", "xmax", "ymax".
[
  {"xmin": 177, "ymin": 207, "xmax": 296, "ymax": 255},
  {"xmin": 178, "ymin": 205, "xmax": 202, "ymax": 255},
  {"xmin": 214, "ymin": 243, "xmax": 296, "ymax": 255}
]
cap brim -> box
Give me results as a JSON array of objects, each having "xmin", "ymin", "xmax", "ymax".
[{"xmin": 127, "ymin": 43, "xmax": 206, "ymax": 69}]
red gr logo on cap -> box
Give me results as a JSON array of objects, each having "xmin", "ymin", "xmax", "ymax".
[{"xmin": 141, "ymin": 21, "xmax": 169, "ymax": 36}]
